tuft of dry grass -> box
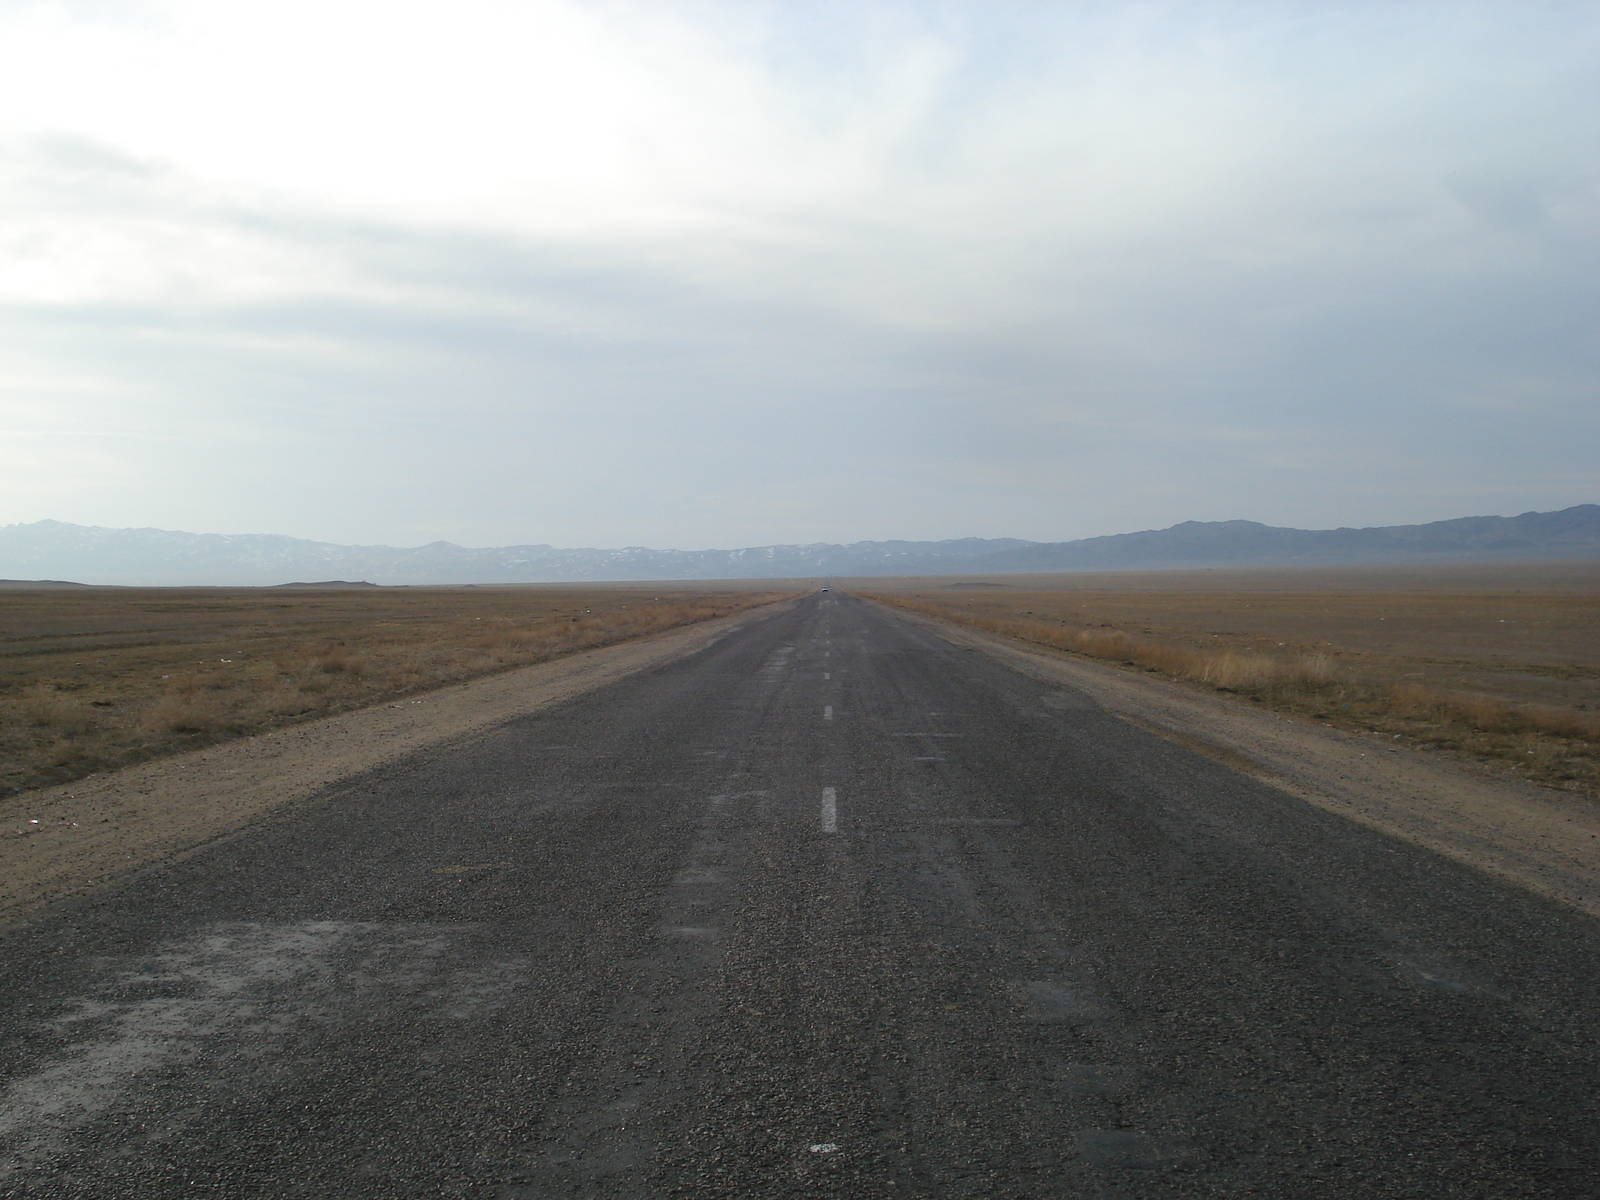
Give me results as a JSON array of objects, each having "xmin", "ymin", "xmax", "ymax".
[
  {"xmin": 315, "ymin": 647, "xmax": 364, "ymax": 675},
  {"xmin": 142, "ymin": 695, "xmax": 225, "ymax": 733},
  {"xmin": 1, "ymin": 584, "xmax": 797, "ymax": 797},
  {"xmin": 20, "ymin": 686, "xmax": 95, "ymax": 733}
]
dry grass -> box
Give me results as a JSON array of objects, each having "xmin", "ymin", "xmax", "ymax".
[
  {"xmin": 0, "ymin": 583, "xmax": 796, "ymax": 796},
  {"xmin": 21, "ymin": 686, "xmax": 95, "ymax": 733},
  {"xmin": 1388, "ymin": 682, "xmax": 1600, "ymax": 740},
  {"xmin": 856, "ymin": 561, "xmax": 1600, "ymax": 796}
]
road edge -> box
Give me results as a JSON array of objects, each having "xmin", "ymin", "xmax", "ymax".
[
  {"xmin": 870, "ymin": 598, "xmax": 1600, "ymax": 920},
  {"xmin": 1, "ymin": 598, "xmax": 799, "ymax": 925}
]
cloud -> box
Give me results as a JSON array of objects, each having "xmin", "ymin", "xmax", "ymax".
[{"xmin": 0, "ymin": 0, "xmax": 1596, "ymax": 547}]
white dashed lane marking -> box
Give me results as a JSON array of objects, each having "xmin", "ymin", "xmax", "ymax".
[{"xmin": 821, "ymin": 787, "xmax": 837, "ymax": 833}]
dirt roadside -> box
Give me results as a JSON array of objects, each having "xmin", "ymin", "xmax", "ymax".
[
  {"xmin": 0, "ymin": 600, "xmax": 797, "ymax": 925},
  {"xmin": 885, "ymin": 604, "xmax": 1600, "ymax": 919}
]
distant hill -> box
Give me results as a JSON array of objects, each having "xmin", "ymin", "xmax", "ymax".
[
  {"xmin": 0, "ymin": 506, "xmax": 1593, "ymax": 586},
  {"xmin": 963, "ymin": 505, "xmax": 1600, "ymax": 573},
  {"xmin": 271, "ymin": 580, "xmax": 381, "ymax": 589},
  {"xmin": 0, "ymin": 522, "xmax": 1036, "ymax": 585}
]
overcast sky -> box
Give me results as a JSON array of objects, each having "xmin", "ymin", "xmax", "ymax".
[{"xmin": 1, "ymin": 0, "xmax": 1595, "ymax": 550}]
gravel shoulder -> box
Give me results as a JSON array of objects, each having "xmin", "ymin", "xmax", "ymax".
[
  {"xmin": 0, "ymin": 601, "xmax": 795, "ymax": 924},
  {"xmin": 884, "ymin": 603, "xmax": 1600, "ymax": 918}
]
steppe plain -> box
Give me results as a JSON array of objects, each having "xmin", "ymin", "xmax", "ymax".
[
  {"xmin": 6, "ymin": 562, "xmax": 1597, "ymax": 801},
  {"xmin": 0, "ymin": 581, "xmax": 797, "ymax": 798},
  {"xmin": 854, "ymin": 559, "xmax": 1600, "ymax": 797},
  {"xmin": 4, "ymin": 561, "xmax": 1596, "ymax": 922}
]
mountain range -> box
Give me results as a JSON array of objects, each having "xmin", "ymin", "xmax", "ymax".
[{"xmin": 0, "ymin": 505, "xmax": 1595, "ymax": 586}]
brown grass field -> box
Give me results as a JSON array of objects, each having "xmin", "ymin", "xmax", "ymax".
[
  {"xmin": 0, "ymin": 582, "xmax": 798, "ymax": 797},
  {"xmin": 852, "ymin": 560, "xmax": 1600, "ymax": 797}
]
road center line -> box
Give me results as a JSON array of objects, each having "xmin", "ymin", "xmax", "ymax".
[
  {"xmin": 823, "ymin": 672, "xmax": 830, "ymax": 679},
  {"xmin": 824, "ymin": 705, "xmax": 833, "ymax": 721},
  {"xmin": 821, "ymin": 787, "xmax": 837, "ymax": 833}
]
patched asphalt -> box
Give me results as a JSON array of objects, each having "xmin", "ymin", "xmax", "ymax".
[{"xmin": 1, "ymin": 591, "xmax": 1597, "ymax": 1197}]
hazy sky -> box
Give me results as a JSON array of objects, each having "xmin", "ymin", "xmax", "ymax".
[{"xmin": 1, "ymin": 0, "xmax": 1595, "ymax": 549}]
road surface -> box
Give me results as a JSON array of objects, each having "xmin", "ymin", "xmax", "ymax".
[{"xmin": 2, "ymin": 592, "xmax": 1597, "ymax": 1197}]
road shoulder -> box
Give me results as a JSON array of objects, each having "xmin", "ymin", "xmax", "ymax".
[
  {"xmin": 881, "ymin": 602, "xmax": 1600, "ymax": 919},
  {"xmin": 0, "ymin": 600, "xmax": 796, "ymax": 924}
]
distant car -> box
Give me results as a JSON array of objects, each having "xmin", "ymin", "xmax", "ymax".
[{"xmin": 821, "ymin": 586, "xmax": 831, "ymax": 591}]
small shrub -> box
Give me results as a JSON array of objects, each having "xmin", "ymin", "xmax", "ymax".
[
  {"xmin": 22, "ymin": 687, "xmax": 94, "ymax": 733},
  {"xmin": 317, "ymin": 647, "xmax": 363, "ymax": 675},
  {"xmin": 1194, "ymin": 651, "xmax": 1275, "ymax": 690},
  {"xmin": 173, "ymin": 672, "xmax": 206, "ymax": 698},
  {"xmin": 243, "ymin": 662, "xmax": 279, "ymax": 685},
  {"xmin": 1389, "ymin": 682, "xmax": 1443, "ymax": 717},
  {"xmin": 1523, "ymin": 704, "xmax": 1599, "ymax": 740},
  {"xmin": 1283, "ymin": 654, "xmax": 1337, "ymax": 687},
  {"xmin": 144, "ymin": 695, "xmax": 222, "ymax": 733}
]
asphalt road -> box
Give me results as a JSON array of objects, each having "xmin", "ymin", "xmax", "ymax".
[{"xmin": 2, "ymin": 591, "xmax": 1598, "ymax": 1198}]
